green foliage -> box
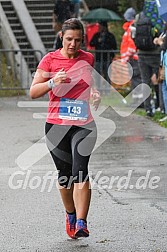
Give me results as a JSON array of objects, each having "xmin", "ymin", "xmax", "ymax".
[
  {"xmin": 117, "ymin": 0, "xmax": 129, "ymax": 13},
  {"xmin": 107, "ymin": 0, "xmax": 144, "ymax": 48},
  {"xmin": 136, "ymin": 109, "xmax": 167, "ymax": 128},
  {"xmin": 0, "ymin": 89, "xmax": 25, "ymax": 97},
  {"xmin": 101, "ymin": 97, "xmax": 167, "ymax": 129},
  {"xmin": 0, "ymin": 41, "xmax": 25, "ymax": 97},
  {"xmin": 117, "ymin": 0, "xmax": 144, "ymax": 14},
  {"xmin": 108, "ymin": 21, "xmax": 124, "ymax": 48}
]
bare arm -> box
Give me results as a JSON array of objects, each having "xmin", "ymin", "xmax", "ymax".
[
  {"xmin": 29, "ymin": 69, "xmax": 51, "ymax": 99},
  {"xmin": 30, "ymin": 68, "xmax": 67, "ymax": 99}
]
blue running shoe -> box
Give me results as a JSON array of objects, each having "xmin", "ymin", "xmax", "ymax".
[
  {"xmin": 66, "ymin": 212, "xmax": 77, "ymax": 239},
  {"xmin": 75, "ymin": 219, "xmax": 89, "ymax": 238}
]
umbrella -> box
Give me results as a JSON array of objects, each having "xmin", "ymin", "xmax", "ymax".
[
  {"xmin": 144, "ymin": 0, "xmax": 164, "ymax": 33},
  {"xmin": 81, "ymin": 8, "xmax": 122, "ymax": 22},
  {"xmin": 156, "ymin": 0, "xmax": 167, "ymax": 22}
]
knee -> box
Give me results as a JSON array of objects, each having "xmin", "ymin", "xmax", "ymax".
[
  {"xmin": 72, "ymin": 169, "xmax": 89, "ymax": 183},
  {"xmin": 58, "ymin": 169, "xmax": 72, "ymax": 188}
]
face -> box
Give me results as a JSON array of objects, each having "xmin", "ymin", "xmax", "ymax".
[
  {"xmin": 62, "ymin": 29, "xmax": 83, "ymax": 58},
  {"xmin": 99, "ymin": 24, "xmax": 106, "ymax": 32}
]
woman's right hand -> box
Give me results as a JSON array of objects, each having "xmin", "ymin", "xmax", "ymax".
[
  {"xmin": 53, "ymin": 68, "xmax": 67, "ymax": 85},
  {"xmin": 30, "ymin": 68, "xmax": 67, "ymax": 99}
]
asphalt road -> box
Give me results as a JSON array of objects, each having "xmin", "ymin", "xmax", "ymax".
[{"xmin": 0, "ymin": 96, "xmax": 167, "ymax": 252}]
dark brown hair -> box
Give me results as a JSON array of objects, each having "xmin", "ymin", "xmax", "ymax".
[{"xmin": 61, "ymin": 18, "xmax": 84, "ymax": 37}]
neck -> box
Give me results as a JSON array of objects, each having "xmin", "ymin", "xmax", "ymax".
[{"xmin": 60, "ymin": 48, "xmax": 79, "ymax": 59}]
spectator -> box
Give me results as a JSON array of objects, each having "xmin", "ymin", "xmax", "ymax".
[
  {"xmin": 52, "ymin": 0, "xmax": 74, "ymax": 33},
  {"xmin": 52, "ymin": 0, "xmax": 75, "ymax": 49},
  {"xmin": 70, "ymin": 0, "xmax": 81, "ymax": 18},
  {"xmin": 120, "ymin": 7, "xmax": 143, "ymax": 105},
  {"xmin": 53, "ymin": 27, "xmax": 63, "ymax": 50},
  {"xmin": 134, "ymin": 1, "xmax": 164, "ymax": 117},
  {"xmin": 89, "ymin": 21, "xmax": 117, "ymax": 95},
  {"xmin": 154, "ymin": 25, "xmax": 167, "ymax": 121}
]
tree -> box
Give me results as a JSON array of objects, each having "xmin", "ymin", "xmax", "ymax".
[
  {"xmin": 84, "ymin": 0, "xmax": 119, "ymax": 11},
  {"xmin": 118, "ymin": 0, "xmax": 144, "ymax": 14}
]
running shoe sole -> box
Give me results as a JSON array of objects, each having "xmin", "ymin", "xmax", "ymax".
[{"xmin": 75, "ymin": 229, "xmax": 89, "ymax": 238}]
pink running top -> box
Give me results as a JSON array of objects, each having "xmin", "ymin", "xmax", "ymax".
[{"xmin": 38, "ymin": 49, "xmax": 95, "ymax": 125}]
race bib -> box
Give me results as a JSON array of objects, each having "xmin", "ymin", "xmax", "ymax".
[{"xmin": 59, "ymin": 98, "xmax": 88, "ymax": 121}]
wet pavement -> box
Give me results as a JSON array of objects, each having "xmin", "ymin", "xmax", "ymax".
[{"xmin": 0, "ymin": 96, "xmax": 167, "ymax": 252}]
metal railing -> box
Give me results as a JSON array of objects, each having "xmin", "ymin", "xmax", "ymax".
[
  {"xmin": 87, "ymin": 49, "xmax": 131, "ymax": 94},
  {"xmin": 0, "ymin": 48, "xmax": 129, "ymax": 95},
  {"xmin": 0, "ymin": 49, "xmax": 43, "ymax": 90}
]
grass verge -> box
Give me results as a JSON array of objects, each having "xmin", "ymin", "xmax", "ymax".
[
  {"xmin": 101, "ymin": 94, "xmax": 167, "ymax": 129},
  {"xmin": 136, "ymin": 109, "xmax": 167, "ymax": 128},
  {"xmin": 0, "ymin": 90, "xmax": 26, "ymax": 97}
]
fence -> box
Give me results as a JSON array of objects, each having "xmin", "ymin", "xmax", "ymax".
[
  {"xmin": 0, "ymin": 49, "xmax": 130, "ymax": 94},
  {"xmin": 0, "ymin": 49, "xmax": 43, "ymax": 90},
  {"xmin": 88, "ymin": 49, "xmax": 131, "ymax": 94}
]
